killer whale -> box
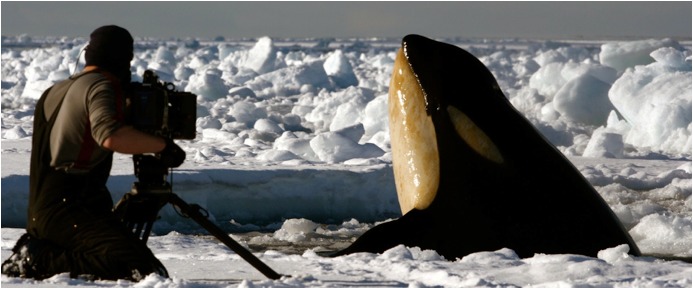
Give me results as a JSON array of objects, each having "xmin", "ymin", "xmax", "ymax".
[{"xmin": 334, "ymin": 34, "xmax": 640, "ymax": 260}]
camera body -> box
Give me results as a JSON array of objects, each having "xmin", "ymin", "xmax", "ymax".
[{"xmin": 128, "ymin": 70, "xmax": 197, "ymax": 140}]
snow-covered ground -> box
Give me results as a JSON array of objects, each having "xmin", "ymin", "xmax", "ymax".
[{"xmin": 1, "ymin": 34, "xmax": 691, "ymax": 287}]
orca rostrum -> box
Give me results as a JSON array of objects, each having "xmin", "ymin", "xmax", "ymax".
[{"xmin": 334, "ymin": 34, "xmax": 640, "ymax": 260}]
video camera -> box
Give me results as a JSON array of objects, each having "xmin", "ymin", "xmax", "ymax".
[
  {"xmin": 125, "ymin": 69, "xmax": 196, "ymax": 186},
  {"xmin": 128, "ymin": 70, "xmax": 197, "ymax": 140}
]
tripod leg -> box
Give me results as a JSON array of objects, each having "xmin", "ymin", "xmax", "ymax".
[{"xmin": 167, "ymin": 194, "xmax": 283, "ymax": 280}]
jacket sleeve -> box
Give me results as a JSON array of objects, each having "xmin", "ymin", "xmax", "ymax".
[{"xmin": 87, "ymin": 77, "xmax": 125, "ymax": 147}]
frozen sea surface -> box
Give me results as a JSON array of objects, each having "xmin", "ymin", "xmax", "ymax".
[{"xmin": 1, "ymin": 35, "xmax": 691, "ymax": 287}]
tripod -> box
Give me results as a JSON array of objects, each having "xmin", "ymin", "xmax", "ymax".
[{"xmin": 113, "ymin": 155, "xmax": 283, "ymax": 280}]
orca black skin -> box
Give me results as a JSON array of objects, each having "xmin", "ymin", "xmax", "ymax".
[{"xmin": 334, "ymin": 34, "xmax": 640, "ymax": 260}]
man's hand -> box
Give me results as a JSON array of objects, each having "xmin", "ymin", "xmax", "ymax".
[{"xmin": 158, "ymin": 139, "xmax": 186, "ymax": 168}]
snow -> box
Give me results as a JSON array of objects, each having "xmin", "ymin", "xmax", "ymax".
[
  {"xmin": 599, "ymin": 38, "xmax": 684, "ymax": 72},
  {"xmin": 1, "ymin": 34, "xmax": 691, "ymax": 287},
  {"xmin": 607, "ymin": 47, "xmax": 692, "ymax": 155},
  {"xmin": 323, "ymin": 49, "xmax": 359, "ymax": 88}
]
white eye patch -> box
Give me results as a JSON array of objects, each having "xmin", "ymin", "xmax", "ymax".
[{"xmin": 447, "ymin": 106, "xmax": 504, "ymax": 164}]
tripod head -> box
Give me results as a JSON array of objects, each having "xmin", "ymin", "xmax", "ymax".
[{"xmin": 133, "ymin": 154, "xmax": 171, "ymax": 186}]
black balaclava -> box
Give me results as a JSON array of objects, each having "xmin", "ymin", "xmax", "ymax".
[{"xmin": 84, "ymin": 25, "xmax": 134, "ymax": 84}]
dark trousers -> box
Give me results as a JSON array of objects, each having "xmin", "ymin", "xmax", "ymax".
[
  {"xmin": 12, "ymin": 184, "xmax": 168, "ymax": 281},
  {"xmin": 34, "ymin": 211, "xmax": 168, "ymax": 280}
]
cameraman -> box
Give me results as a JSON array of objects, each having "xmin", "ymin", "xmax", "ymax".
[{"xmin": 2, "ymin": 25, "xmax": 185, "ymax": 281}]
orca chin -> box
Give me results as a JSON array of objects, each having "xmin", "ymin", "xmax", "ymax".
[{"xmin": 333, "ymin": 34, "xmax": 640, "ymax": 260}]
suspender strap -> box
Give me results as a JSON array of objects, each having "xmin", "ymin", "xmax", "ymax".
[
  {"xmin": 72, "ymin": 122, "xmax": 97, "ymax": 170},
  {"xmin": 29, "ymin": 78, "xmax": 78, "ymax": 216},
  {"xmin": 43, "ymin": 78, "xmax": 78, "ymax": 122}
]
